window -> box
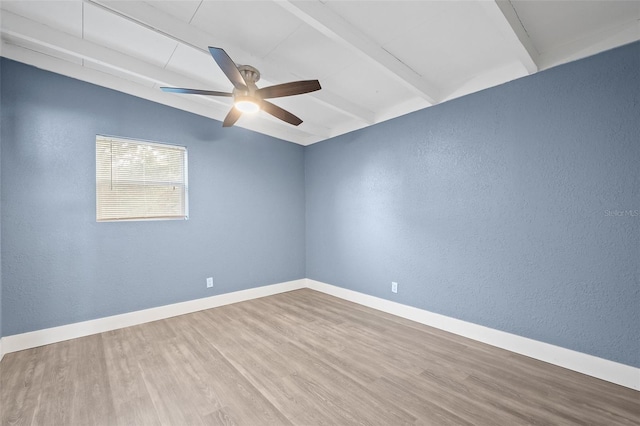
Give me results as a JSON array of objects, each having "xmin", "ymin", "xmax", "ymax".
[{"xmin": 96, "ymin": 136, "xmax": 188, "ymax": 222}]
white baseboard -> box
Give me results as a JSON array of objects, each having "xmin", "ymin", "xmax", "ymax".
[
  {"xmin": 1, "ymin": 279, "xmax": 306, "ymax": 357},
  {"xmin": 2, "ymin": 277, "xmax": 637, "ymax": 391},
  {"xmin": 306, "ymin": 279, "xmax": 640, "ymax": 391}
]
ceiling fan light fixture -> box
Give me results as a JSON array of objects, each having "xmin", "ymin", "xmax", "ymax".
[{"xmin": 234, "ymin": 97, "xmax": 260, "ymax": 113}]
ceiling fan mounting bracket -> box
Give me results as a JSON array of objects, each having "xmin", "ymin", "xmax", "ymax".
[{"xmin": 237, "ymin": 65, "xmax": 260, "ymax": 84}]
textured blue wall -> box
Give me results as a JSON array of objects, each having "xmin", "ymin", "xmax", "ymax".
[
  {"xmin": 1, "ymin": 59, "xmax": 305, "ymax": 336},
  {"xmin": 306, "ymin": 42, "xmax": 640, "ymax": 367}
]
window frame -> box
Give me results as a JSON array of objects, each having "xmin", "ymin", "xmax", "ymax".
[{"xmin": 95, "ymin": 135, "xmax": 189, "ymax": 222}]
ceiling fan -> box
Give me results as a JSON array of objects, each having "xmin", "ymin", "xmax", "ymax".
[{"xmin": 161, "ymin": 47, "xmax": 321, "ymax": 127}]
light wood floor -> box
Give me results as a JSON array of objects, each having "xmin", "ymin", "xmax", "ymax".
[{"xmin": 1, "ymin": 289, "xmax": 638, "ymax": 425}]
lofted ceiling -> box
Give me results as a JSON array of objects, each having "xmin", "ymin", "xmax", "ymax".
[{"xmin": 1, "ymin": 0, "xmax": 639, "ymax": 145}]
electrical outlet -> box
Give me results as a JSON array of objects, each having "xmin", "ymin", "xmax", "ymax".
[
  {"xmin": 391, "ymin": 282, "xmax": 398, "ymax": 293},
  {"xmin": 206, "ymin": 277, "xmax": 213, "ymax": 288}
]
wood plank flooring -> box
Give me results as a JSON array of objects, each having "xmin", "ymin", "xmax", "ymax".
[{"xmin": 1, "ymin": 289, "xmax": 639, "ymax": 425}]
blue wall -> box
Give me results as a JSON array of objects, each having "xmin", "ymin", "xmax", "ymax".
[
  {"xmin": 306, "ymin": 42, "xmax": 640, "ymax": 367},
  {"xmin": 1, "ymin": 59, "xmax": 306, "ymax": 336}
]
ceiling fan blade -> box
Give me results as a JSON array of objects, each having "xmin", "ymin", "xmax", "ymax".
[
  {"xmin": 261, "ymin": 101, "xmax": 303, "ymax": 126},
  {"xmin": 208, "ymin": 47, "xmax": 247, "ymax": 90},
  {"xmin": 222, "ymin": 107, "xmax": 242, "ymax": 127},
  {"xmin": 257, "ymin": 80, "xmax": 321, "ymax": 99},
  {"xmin": 160, "ymin": 87, "xmax": 233, "ymax": 97}
]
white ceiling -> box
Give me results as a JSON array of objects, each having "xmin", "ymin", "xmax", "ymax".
[{"xmin": 1, "ymin": 0, "xmax": 638, "ymax": 145}]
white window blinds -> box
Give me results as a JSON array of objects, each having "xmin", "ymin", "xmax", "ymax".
[{"xmin": 96, "ymin": 136, "xmax": 188, "ymax": 222}]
